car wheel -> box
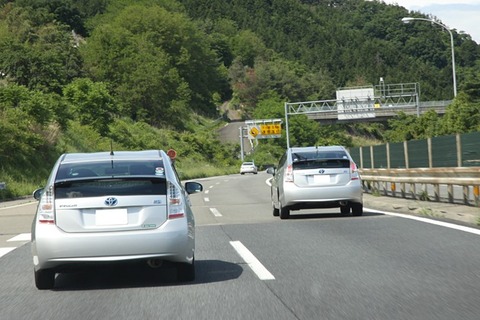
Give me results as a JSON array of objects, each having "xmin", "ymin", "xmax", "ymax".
[
  {"xmin": 273, "ymin": 203, "xmax": 280, "ymax": 217},
  {"xmin": 177, "ymin": 259, "xmax": 195, "ymax": 282},
  {"xmin": 279, "ymin": 203, "xmax": 290, "ymax": 220},
  {"xmin": 351, "ymin": 203, "xmax": 363, "ymax": 216},
  {"xmin": 340, "ymin": 205, "xmax": 350, "ymax": 214},
  {"xmin": 34, "ymin": 269, "xmax": 55, "ymax": 290},
  {"xmin": 240, "ymin": 173, "xmax": 244, "ymax": 175}
]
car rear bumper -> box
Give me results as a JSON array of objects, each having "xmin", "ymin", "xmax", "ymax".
[
  {"xmin": 281, "ymin": 182, "xmax": 363, "ymax": 209},
  {"xmin": 31, "ymin": 219, "xmax": 194, "ymax": 271}
]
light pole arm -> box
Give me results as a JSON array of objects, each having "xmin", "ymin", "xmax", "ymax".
[
  {"xmin": 402, "ymin": 17, "xmax": 457, "ymax": 97},
  {"xmin": 448, "ymin": 29, "xmax": 457, "ymax": 97}
]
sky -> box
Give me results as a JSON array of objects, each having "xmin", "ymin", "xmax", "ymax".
[{"xmin": 381, "ymin": 0, "xmax": 480, "ymax": 43}]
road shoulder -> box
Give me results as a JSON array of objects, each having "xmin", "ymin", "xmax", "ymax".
[{"xmin": 364, "ymin": 193, "xmax": 480, "ymax": 227}]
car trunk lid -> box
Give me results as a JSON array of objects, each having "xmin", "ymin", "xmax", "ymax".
[
  {"xmin": 54, "ymin": 178, "xmax": 168, "ymax": 233},
  {"xmin": 292, "ymin": 159, "xmax": 352, "ymax": 187}
]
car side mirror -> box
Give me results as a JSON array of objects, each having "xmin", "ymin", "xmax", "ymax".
[
  {"xmin": 33, "ymin": 188, "xmax": 44, "ymax": 200},
  {"xmin": 185, "ymin": 182, "xmax": 203, "ymax": 194},
  {"xmin": 266, "ymin": 167, "xmax": 276, "ymax": 175}
]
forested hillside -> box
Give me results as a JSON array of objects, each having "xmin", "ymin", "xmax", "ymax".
[{"xmin": 0, "ymin": 0, "xmax": 479, "ymax": 199}]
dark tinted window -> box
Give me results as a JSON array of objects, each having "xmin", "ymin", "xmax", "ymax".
[
  {"xmin": 55, "ymin": 179, "xmax": 167, "ymax": 199},
  {"xmin": 292, "ymin": 151, "xmax": 350, "ymax": 170},
  {"xmin": 56, "ymin": 160, "xmax": 165, "ymax": 180},
  {"xmin": 54, "ymin": 160, "xmax": 167, "ymax": 198},
  {"xmin": 291, "ymin": 151, "xmax": 348, "ymax": 162},
  {"xmin": 293, "ymin": 159, "xmax": 350, "ymax": 170}
]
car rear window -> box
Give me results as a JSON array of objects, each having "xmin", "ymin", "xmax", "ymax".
[
  {"xmin": 54, "ymin": 179, "xmax": 166, "ymax": 199},
  {"xmin": 54, "ymin": 160, "xmax": 167, "ymax": 198},
  {"xmin": 55, "ymin": 160, "xmax": 165, "ymax": 180},
  {"xmin": 292, "ymin": 151, "xmax": 350, "ymax": 170}
]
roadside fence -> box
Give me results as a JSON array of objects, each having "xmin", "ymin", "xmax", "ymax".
[{"xmin": 349, "ymin": 132, "xmax": 480, "ymax": 206}]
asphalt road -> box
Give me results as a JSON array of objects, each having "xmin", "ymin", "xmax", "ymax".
[{"xmin": 2, "ymin": 172, "xmax": 480, "ymax": 319}]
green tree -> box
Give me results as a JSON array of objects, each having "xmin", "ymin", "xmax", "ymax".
[
  {"xmin": 0, "ymin": 84, "xmax": 67, "ymax": 128},
  {"xmin": 63, "ymin": 78, "xmax": 115, "ymax": 136},
  {"xmin": 440, "ymin": 92, "xmax": 480, "ymax": 134},
  {"xmin": 0, "ymin": 5, "xmax": 82, "ymax": 93},
  {"xmin": 0, "ymin": 108, "xmax": 43, "ymax": 166},
  {"xmin": 82, "ymin": 4, "xmax": 227, "ymax": 128}
]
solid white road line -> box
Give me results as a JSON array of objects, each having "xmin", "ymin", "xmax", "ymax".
[
  {"xmin": 0, "ymin": 247, "xmax": 16, "ymax": 258},
  {"xmin": 230, "ymin": 241, "xmax": 275, "ymax": 280},
  {"xmin": 7, "ymin": 233, "xmax": 31, "ymax": 242},
  {"xmin": 0, "ymin": 201, "xmax": 35, "ymax": 210},
  {"xmin": 209, "ymin": 208, "xmax": 223, "ymax": 217},
  {"xmin": 366, "ymin": 207, "xmax": 480, "ymax": 236}
]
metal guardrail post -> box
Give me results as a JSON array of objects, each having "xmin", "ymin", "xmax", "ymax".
[
  {"xmin": 463, "ymin": 186, "xmax": 470, "ymax": 205},
  {"xmin": 434, "ymin": 185, "xmax": 440, "ymax": 202},
  {"xmin": 448, "ymin": 185, "xmax": 454, "ymax": 203}
]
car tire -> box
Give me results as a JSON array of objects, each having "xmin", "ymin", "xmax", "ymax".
[
  {"xmin": 177, "ymin": 259, "xmax": 195, "ymax": 282},
  {"xmin": 273, "ymin": 204, "xmax": 280, "ymax": 217},
  {"xmin": 34, "ymin": 269, "xmax": 55, "ymax": 290},
  {"xmin": 280, "ymin": 204, "xmax": 290, "ymax": 220},
  {"xmin": 340, "ymin": 205, "xmax": 350, "ymax": 214},
  {"xmin": 351, "ymin": 203, "xmax": 363, "ymax": 216}
]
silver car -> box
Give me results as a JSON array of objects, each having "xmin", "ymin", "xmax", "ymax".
[
  {"xmin": 267, "ymin": 146, "xmax": 363, "ymax": 219},
  {"xmin": 31, "ymin": 150, "xmax": 203, "ymax": 289},
  {"xmin": 240, "ymin": 161, "xmax": 258, "ymax": 174}
]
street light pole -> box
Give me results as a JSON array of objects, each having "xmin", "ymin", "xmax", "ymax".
[{"xmin": 402, "ymin": 17, "xmax": 457, "ymax": 97}]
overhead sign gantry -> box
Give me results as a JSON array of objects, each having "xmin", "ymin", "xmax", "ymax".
[
  {"xmin": 239, "ymin": 119, "xmax": 283, "ymax": 161},
  {"xmin": 245, "ymin": 119, "xmax": 282, "ymax": 140}
]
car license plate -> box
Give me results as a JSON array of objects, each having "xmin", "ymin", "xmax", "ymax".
[
  {"xmin": 95, "ymin": 209, "xmax": 128, "ymax": 225},
  {"xmin": 313, "ymin": 174, "xmax": 330, "ymax": 184}
]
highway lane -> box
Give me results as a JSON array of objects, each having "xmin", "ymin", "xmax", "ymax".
[
  {"xmin": 0, "ymin": 201, "xmax": 36, "ymax": 257},
  {"xmin": 1, "ymin": 172, "xmax": 480, "ymax": 319}
]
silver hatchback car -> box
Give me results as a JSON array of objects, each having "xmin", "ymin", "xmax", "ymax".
[
  {"xmin": 31, "ymin": 150, "xmax": 203, "ymax": 289},
  {"xmin": 268, "ymin": 146, "xmax": 363, "ymax": 219},
  {"xmin": 240, "ymin": 161, "xmax": 258, "ymax": 174}
]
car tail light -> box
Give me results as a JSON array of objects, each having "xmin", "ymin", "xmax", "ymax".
[
  {"xmin": 167, "ymin": 181, "xmax": 185, "ymax": 219},
  {"xmin": 284, "ymin": 164, "xmax": 294, "ymax": 183},
  {"xmin": 350, "ymin": 162, "xmax": 360, "ymax": 180},
  {"xmin": 38, "ymin": 186, "xmax": 55, "ymax": 224}
]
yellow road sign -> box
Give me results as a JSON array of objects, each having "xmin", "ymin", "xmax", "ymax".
[
  {"xmin": 250, "ymin": 126, "xmax": 260, "ymax": 137},
  {"xmin": 260, "ymin": 124, "xmax": 281, "ymax": 135}
]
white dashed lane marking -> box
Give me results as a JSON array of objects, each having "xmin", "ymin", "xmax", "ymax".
[
  {"xmin": 0, "ymin": 233, "xmax": 31, "ymax": 258},
  {"xmin": 0, "ymin": 247, "xmax": 16, "ymax": 258},
  {"xmin": 230, "ymin": 241, "xmax": 275, "ymax": 281},
  {"xmin": 7, "ymin": 233, "xmax": 31, "ymax": 242},
  {"xmin": 209, "ymin": 208, "xmax": 222, "ymax": 217}
]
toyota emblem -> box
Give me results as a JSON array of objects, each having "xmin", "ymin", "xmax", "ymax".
[
  {"xmin": 318, "ymin": 169, "xmax": 325, "ymax": 174},
  {"xmin": 104, "ymin": 197, "xmax": 118, "ymax": 207}
]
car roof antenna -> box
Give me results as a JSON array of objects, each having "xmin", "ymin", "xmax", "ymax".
[{"xmin": 110, "ymin": 140, "xmax": 114, "ymax": 156}]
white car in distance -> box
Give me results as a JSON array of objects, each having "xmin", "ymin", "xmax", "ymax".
[{"xmin": 240, "ymin": 162, "xmax": 258, "ymax": 175}]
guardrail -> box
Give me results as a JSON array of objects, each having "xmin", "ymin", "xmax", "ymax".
[{"xmin": 359, "ymin": 168, "xmax": 480, "ymax": 206}]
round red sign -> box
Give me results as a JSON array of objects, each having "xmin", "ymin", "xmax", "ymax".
[{"xmin": 167, "ymin": 149, "xmax": 177, "ymax": 159}]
